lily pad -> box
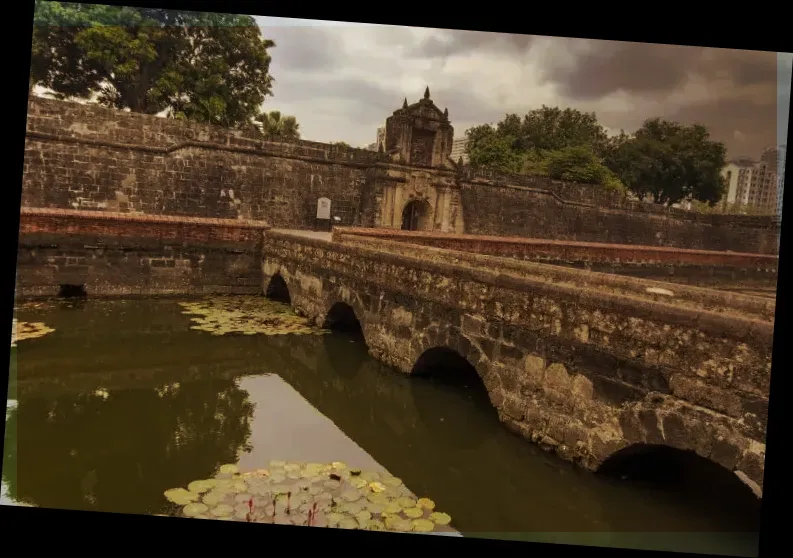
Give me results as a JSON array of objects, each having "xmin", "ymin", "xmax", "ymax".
[
  {"xmin": 188, "ymin": 480, "xmax": 216, "ymax": 494},
  {"xmin": 404, "ymin": 507, "xmax": 424, "ymax": 519},
  {"xmin": 350, "ymin": 478, "xmax": 367, "ymax": 489},
  {"xmin": 429, "ymin": 512, "xmax": 452, "ymax": 525},
  {"xmin": 202, "ymin": 492, "xmax": 223, "ymax": 506},
  {"xmin": 412, "ymin": 518, "xmax": 436, "ymax": 532},
  {"xmin": 355, "ymin": 510, "xmax": 372, "ymax": 523},
  {"xmin": 341, "ymin": 490, "xmax": 361, "ymax": 502},
  {"xmin": 183, "ymin": 503, "xmax": 209, "ymax": 517},
  {"xmin": 338, "ymin": 517, "xmax": 359, "ymax": 530},
  {"xmin": 366, "ymin": 502, "xmax": 385, "ymax": 515},
  {"xmin": 210, "ymin": 504, "xmax": 234, "ymax": 517},
  {"xmin": 365, "ymin": 519, "xmax": 386, "ymax": 531},
  {"xmin": 366, "ymin": 492, "xmax": 388, "ymax": 504},
  {"xmin": 218, "ymin": 464, "xmax": 239, "ymax": 475},
  {"xmin": 396, "ymin": 497, "xmax": 417, "ymax": 509},
  {"xmin": 164, "ymin": 488, "xmax": 198, "ymax": 505},
  {"xmin": 326, "ymin": 512, "xmax": 344, "ymax": 525},
  {"xmin": 417, "ymin": 498, "xmax": 436, "ymax": 510},
  {"xmin": 385, "ymin": 516, "xmax": 413, "ymax": 532},
  {"xmin": 368, "ymin": 481, "xmax": 386, "ymax": 493}
]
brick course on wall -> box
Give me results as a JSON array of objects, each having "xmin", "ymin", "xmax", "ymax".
[
  {"xmin": 332, "ymin": 227, "xmax": 780, "ymax": 290},
  {"xmin": 459, "ymin": 181, "xmax": 780, "ymax": 255},
  {"xmin": 23, "ymin": 97, "xmax": 780, "ymax": 254},
  {"xmin": 15, "ymin": 208, "xmax": 269, "ymax": 298},
  {"xmin": 24, "ymin": 97, "xmax": 381, "ymax": 229}
]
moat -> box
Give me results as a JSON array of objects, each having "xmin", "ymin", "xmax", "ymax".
[{"xmin": 4, "ymin": 297, "xmax": 761, "ymax": 555}]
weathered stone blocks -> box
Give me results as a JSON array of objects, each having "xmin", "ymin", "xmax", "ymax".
[{"xmin": 261, "ymin": 230, "xmax": 772, "ymax": 496}]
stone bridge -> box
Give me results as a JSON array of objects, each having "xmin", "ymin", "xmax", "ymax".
[{"xmin": 261, "ymin": 229, "xmax": 772, "ymax": 497}]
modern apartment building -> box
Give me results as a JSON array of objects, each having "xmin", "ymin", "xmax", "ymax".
[
  {"xmin": 450, "ymin": 137, "xmax": 469, "ymax": 164},
  {"xmin": 719, "ymin": 148, "xmax": 782, "ymax": 214},
  {"xmin": 748, "ymin": 156, "xmax": 778, "ymax": 214},
  {"xmin": 720, "ymin": 158, "xmax": 757, "ymax": 208}
]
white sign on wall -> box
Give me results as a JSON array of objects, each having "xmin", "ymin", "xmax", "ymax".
[{"xmin": 316, "ymin": 197, "xmax": 331, "ymax": 220}]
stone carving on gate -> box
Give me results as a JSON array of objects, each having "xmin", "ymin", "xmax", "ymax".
[
  {"xmin": 411, "ymin": 137, "xmax": 430, "ymax": 166},
  {"xmin": 383, "ymin": 86, "xmax": 455, "ymax": 169}
]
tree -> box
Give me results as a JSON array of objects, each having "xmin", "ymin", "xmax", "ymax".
[
  {"xmin": 604, "ymin": 118, "xmax": 727, "ymax": 205},
  {"xmin": 465, "ymin": 107, "xmax": 620, "ymax": 192},
  {"xmin": 30, "ymin": 2, "xmax": 276, "ymax": 127},
  {"xmin": 465, "ymin": 124, "xmax": 523, "ymax": 174},
  {"xmin": 519, "ymin": 106, "xmax": 609, "ymax": 155},
  {"xmin": 546, "ymin": 146, "xmax": 625, "ymax": 192},
  {"xmin": 256, "ymin": 110, "xmax": 301, "ymax": 141}
]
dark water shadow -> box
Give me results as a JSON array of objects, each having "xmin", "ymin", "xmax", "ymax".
[
  {"xmin": 409, "ymin": 347, "xmax": 497, "ymax": 451},
  {"xmin": 264, "ymin": 273, "xmax": 290, "ymax": 304},
  {"xmin": 597, "ymin": 444, "xmax": 762, "ymax": 537},
  {"xmin": 322, "ymin": 302, "xmax": 366, "ymax": 378}
]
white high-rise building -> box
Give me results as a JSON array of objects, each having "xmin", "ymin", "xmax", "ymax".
[
  {"xmin": 376, "ymin": 126, "xmax": 386, "ymax": 151},
  {"xmin": 450, "ymin": 137, "xmax": 469, "ymax": 164},
  {"xmin": 777, "ymin": 145, "xmax": 786, "ymax": 220},
  {"xmin": 720, "ymin": 158, "xmax": 756, "ymax": 208}
]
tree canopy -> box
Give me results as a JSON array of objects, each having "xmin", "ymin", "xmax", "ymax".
[
  {"xmin": 604, "ymin": 118, "xmax": 727, "ymax": 205},
  {"xmin": 465, "ymin": 106, "xmax": 727, "ymax": 204},
  {"xmin": 465, "ymin": 106, "xmax": 620, "ymax": 190},
  {"xmin": 30, "ymin": 1, "xmax": 276, "ymax": 128}
]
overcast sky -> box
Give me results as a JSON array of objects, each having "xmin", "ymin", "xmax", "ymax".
[{"xmin": 255, "ymin": 16, "xmax": 791, "ymax": 159}]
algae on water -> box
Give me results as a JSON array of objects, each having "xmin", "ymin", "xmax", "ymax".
[
  {"xmin": 10, "ymin": 319, "xmax": 56, "ymax": 347},
  {"xmin": 161, "ymin": 461, "xmax": 455, "ymax": 534},
  {"xmin": 178, "ymin": 296, "xmax": 329, "ymax": 337}
]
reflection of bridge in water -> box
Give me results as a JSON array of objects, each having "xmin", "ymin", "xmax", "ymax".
[{"xmin": 264, "ymin": 227, "xmax": 773, "ymax": 500}]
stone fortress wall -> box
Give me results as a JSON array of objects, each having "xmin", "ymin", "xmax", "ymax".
[{"xmin": 21, "ymin": 96, "xmax": 781, "ymax": 255}]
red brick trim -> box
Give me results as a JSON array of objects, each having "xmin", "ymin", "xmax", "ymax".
[
  {"xmin": 20, "ymin": 207, "xmax": 270, "ymax": 229},
  {"xmin": 332, "ymin": 227, "xmax": 778, "ymax": 268},
  {"xmin": 18, "ymin": 207, "xmax": 270, "ymax": 243}
]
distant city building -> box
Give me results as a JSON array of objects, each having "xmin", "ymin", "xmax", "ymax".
[
  {"xmin": 450, "ymin": 137, "xmax": 469, "ymax": 164},
  {"xmin": 720, "ymin": 158, "xmax": 757, "ymax": 209},
  {"xmin": 777, "ymin": 145, "xmax": 786, "ymax": 220},
  {"xmin": 747, "ymin": 149, "xmax": 778, "ymax": 213},
  {"xmin": 376, "ymin": 126, "xmax": 386, "ymax": 151}
]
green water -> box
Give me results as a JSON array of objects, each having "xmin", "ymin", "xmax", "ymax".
[{"xmin": 3, "ymin": 298, "xmax": 761, "ymax": 555}]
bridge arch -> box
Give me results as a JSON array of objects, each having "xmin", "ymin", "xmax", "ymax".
[
  {"xmin": 408, "ymin": 323, "xmax": 500, "ymax": 409},
  {"xmin": 264, "ymin": 272, "xmax": 291, "ymax": 304},
  {"xmin": 597, "ymin": 443, "xmax": 763, "ymax": 527},
  {"xmin": 323, "ymin": 301, "xmax": 364, "ymax": 335},
  {"xmin": 595, "ymin": 405, "xmax": 765, "ymax": 499}
]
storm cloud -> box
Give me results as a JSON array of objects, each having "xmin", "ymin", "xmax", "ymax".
[{"xmin": 254, "ymin": 16, "xmax": 790, "ymax": 157}]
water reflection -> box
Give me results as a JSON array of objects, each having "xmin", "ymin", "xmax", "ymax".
[
  {"xmin": 4, "ymin": 377, "xmax": 253, "ymax": 514},
  {"xmin": 6, "ymin": 298, "xmax": 760, "ymax": 556}
]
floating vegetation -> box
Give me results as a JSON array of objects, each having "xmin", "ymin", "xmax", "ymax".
[
  {"xmin": 14, "ymin": 301, "xmax": 56, "ymax": 312},
  {"xmin": 10, "ymin": 318, "xmax": 55, "ymax": 348},
  {"xmin": 178, "ymin": 296, "xmax": 329, "ymax": 337},
  {"xmin": 162, "ymin": 461, "xmax": 455, "ymax": 534}
]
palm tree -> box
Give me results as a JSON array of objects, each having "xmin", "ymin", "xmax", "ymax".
[{"xmin": 256, "ymin": 110, "xmax": 300, "ymax": 142}]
